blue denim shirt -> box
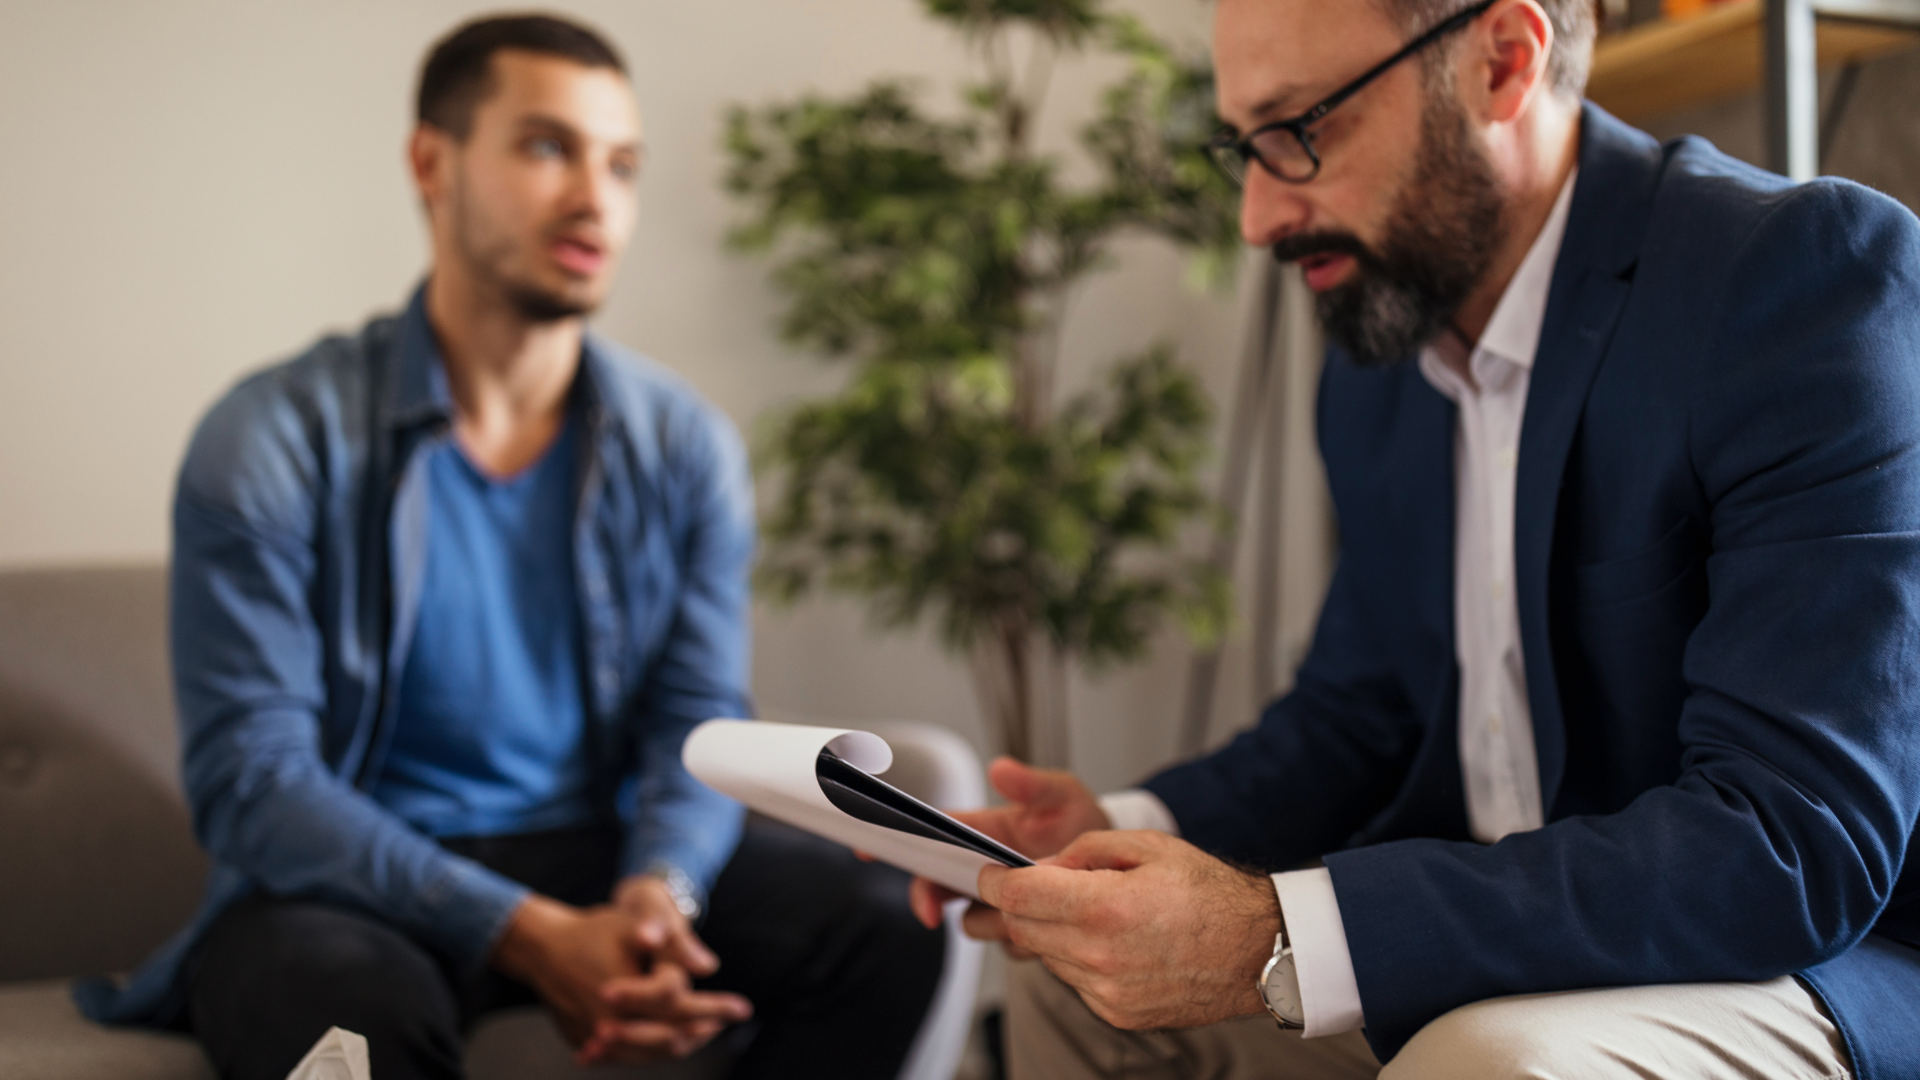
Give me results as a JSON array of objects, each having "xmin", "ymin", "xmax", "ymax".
[{"xmin": 76, "ymin": 286, "xmax": 753, "ymax": 1027}]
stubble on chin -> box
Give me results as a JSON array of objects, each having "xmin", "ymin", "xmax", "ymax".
[
  {"xmin": 504, "ymin": 280, "xmax": 597, "ymax": 324},
  {"xmin": 449, "ymin": 173, "xmax": 605, "ymax": 325}
]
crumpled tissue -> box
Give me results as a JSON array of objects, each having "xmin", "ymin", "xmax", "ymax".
[{"xmin": 284, "ymin": 1026, "xmax": 372, "ymax": 1080}]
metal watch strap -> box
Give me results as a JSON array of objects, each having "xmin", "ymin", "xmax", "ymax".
[{"xmin": 644, "ymin": 862, "xmax": 703, "ymax": 920}]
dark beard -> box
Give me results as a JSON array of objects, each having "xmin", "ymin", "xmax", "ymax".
[
  {"xmin": 503, "ymin": 282, "xmax": 593, "ymax": 324},
  {"xmin": 1272, "ymin": 90, "xmax": 1506, "ymax": 366}
]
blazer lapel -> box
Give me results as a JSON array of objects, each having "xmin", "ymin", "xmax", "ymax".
[
  {"xmin": 1515, "ymin": 105, "xmax": 1665, "ymax": 812},
  {"xmin": 1395, "ymin": 374, "xmax": 1458, "ymax": 667}
]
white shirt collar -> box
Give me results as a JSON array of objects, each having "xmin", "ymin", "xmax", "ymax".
[
  {"xmin": 1417, "ymin": 168, "xmax": 1579, "ymax": 397},
  {"xmin": 1476, "ymin": 167, "xmax": 1579, "ymax": 371}
]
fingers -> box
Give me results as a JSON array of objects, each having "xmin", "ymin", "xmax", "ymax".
[
  {"xmin": 959, "ymin": 900, "xmax": 1011, "ymax": 942},
  {"xmin": 614, "ymin": 876, "xmax": 717, "ymax": 975},
  {"xmin": 909, "ymin": 877, "xmax": 962, "ymax": 929},
  {"xmin": 978, "ymin": 862, "xmax": 1111, "ymax": 925},
  {"xmin": 576, "ymin": 1019, "xmax": 677, "ymax": 1065},
  {"xmin": 943, "ymin": 895, "xmax": 1036, "ymax": 957},
  {"xmin": 957, "ymin": 901, "xmax": 1035, "ymax": 958},
  {"xmin": 987, "ymin": 756, "xmax": 1072, "ymax": 809},
  {"xmin": 599, "ymin": 967, "xmax": 683, "ymax": 1013},
  {"xmin": 632, "ymin": 918, "xmax": 720, "ymax": 976},
  {"xmin": 581, "ymin": 964, "xmax": 749, "ymax": 1066},
  {"xmin": 633, "ymin": 915, "xmax": 668, "ymax": 951},
  {"xmin": 946, "ymin": 807, "xmax": 1020, "ymax": 846},
  {"xmin": 668, "ymin": 922, "xmax": 721, "ymax": 976},
  {"xmin": 1046, "ymin": 829, "xmax": 1160, "ymax": 872},
  {"xmin": 999, "ymin": 909, "xmax": 1103, "ymax": 963},
  {"xmin": 577, "ymin": 1016, "xmax": 725, "ymax": 1065},
  {"xmin": 601, "ymin": 972, "xmax": 752, "ymax": 1024}
]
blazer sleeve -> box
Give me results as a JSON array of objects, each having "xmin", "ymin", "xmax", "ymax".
[
  {"xmin": 1323, "ymin": 183, "xmax": 1920, "ymax": 1058},
  {"xmin": 1143, "ymin": 547, "xmax": 1433, "ymax": 869},
  {"xmin": 172, "ymin": 378, "xmax": 527, "ymax": 972}
]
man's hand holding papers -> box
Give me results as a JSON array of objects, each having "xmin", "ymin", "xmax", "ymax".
[
  {"xmin": 907, "ymin": 757, "xmax": 1284, "ymax": 1031},
  {"xmin": 906, "ymin": 758, "xmax": 1110, "ymax": 949}
]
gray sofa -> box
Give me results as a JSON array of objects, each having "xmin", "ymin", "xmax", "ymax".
[{"xmin": 0, "ymin": 566, "xmax": 983, "ymax": 1080}]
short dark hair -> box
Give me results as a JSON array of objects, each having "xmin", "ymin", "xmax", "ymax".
[
  {"xmin": 416, "ymin": 13, "xmax": 627, "ymax": 140},
  {"xmin": 1380, "ymin": 0, "xmax": 1594, "ymax": 99}
]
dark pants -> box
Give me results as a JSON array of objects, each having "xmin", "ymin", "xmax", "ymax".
[{"xmin": 185, "ymin": 818, "xmax": 946, "ymax": 1080}]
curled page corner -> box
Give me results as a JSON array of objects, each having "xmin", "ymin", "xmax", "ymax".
[
  {"xmin": 683, "ymin": 719, "xmax": 1024, "ymax": 899},
  {"xmin": 823, "ymin": 728, "xmax": 892, "ymax": 774}
]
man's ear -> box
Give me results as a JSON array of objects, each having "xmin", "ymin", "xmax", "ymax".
[
  {"xmin": 1476, "ymin": 0, "xmax": 1554, "ymax": 124},
  {"xmin": 408, "ymin": 124, "xmax": 453, "ymax": 210}
]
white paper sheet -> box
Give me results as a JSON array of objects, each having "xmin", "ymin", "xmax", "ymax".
[{"xmin": 683, "ymin": 719, "xmax": 999, "ymax": 899}]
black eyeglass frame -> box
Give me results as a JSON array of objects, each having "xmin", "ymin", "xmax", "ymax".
[{"xmin": 1208, "ymin": 0, "xmax": 1500, "ymax": 186}]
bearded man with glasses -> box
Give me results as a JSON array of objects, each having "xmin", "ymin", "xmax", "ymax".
[{"xmin": 907, "ymin": 0, "xmax": 1920, "ymax": 1077}]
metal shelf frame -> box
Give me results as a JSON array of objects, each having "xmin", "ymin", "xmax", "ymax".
[{"xmin": 1769, "ymin": 0, "xmax": 1920, "ymax": 179}]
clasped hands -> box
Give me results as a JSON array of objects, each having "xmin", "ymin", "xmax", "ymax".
[
  {"xmin": 492, "ymin": 876, "xmax": 750, "ymax": 1066},
  {"xmin": 910, "ymin": 759, "xmax": 1282, "ymax": 1031}
]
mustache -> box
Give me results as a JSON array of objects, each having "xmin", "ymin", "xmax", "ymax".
[{"xmin": 1270, "ymin": 231, "xmax": 1374, "ymax": 266}]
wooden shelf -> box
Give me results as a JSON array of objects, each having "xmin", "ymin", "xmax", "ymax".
[{"xmin": 1588, "ymin": 0, "xmax": 1920, "ymax": 122}]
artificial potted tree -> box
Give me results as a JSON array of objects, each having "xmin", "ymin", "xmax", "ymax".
[{"xmin": 727, "ymin": 0, "xmax": 1240, "ymax": 766}]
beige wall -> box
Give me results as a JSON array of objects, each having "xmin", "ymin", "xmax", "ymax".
[
  {"xmin": 17, "ymin": 2, "xmax": 1900, "ymax": 792},
  {"xmin": 0, "ymin": 0, "xmax": 1293, "ymax": 792}
]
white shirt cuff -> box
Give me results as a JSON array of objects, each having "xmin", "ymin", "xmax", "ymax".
[
  {"xmin": 1272, "ymin": 868, "xmax": 1365, "ymax": 1037},
  {"xmin": 1097, "ymin": 790, "xmax": 1180, "ymax": 835}
]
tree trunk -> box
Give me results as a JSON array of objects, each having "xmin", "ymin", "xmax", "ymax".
[{"xmin": 968, "ymin": 616, "xmax": 1070, "ymax": 767}]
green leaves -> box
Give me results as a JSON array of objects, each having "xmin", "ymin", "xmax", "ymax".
[
  {"xmin": 921, "ymin": 0, "xmax": 1104, "ymax": 46},
  {"xmin": 1082, "ymin": 14, "xmax": 1244, "ymax": 285},
  {"xmin": 729, "ymin": 0, "xmax": 1238, "ymax": 673},
  {"xmin": 756, "ymin": 349, "xmax": 1222, "ymax": 665}
]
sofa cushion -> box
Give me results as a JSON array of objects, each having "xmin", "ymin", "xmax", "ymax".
[
  {"xmin": 0, "ymin": 981, "xmax": 730, "ymax": 1080},
  {"xmin": 0, "ymin": 567, "xmax": 206, "ymax": 983},
  {"xmin": 0, "ymin": 980, "xmax": 215, "ymax": 1080}
]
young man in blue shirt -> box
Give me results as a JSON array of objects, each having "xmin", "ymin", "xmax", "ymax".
[{"xmin": 77, "ymin": 15, "xmax": 943, "ymax": 1079}]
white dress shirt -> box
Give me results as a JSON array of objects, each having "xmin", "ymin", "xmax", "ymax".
[{"xmin": 1101, "ymin": 169, "xmax": 1580, "ymax": 1037}]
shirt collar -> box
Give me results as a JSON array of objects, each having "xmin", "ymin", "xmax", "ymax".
[
  {"xmin": 389, "ymin": 282, "xmax": 453, "ymax": 430},
  {"xmin": 386, "ymin": 280, "xmax": 619, "ymax": 438},
  {"xmin": 1475, "ymin": 167, "xmax": 1579, "ymax": 372}
]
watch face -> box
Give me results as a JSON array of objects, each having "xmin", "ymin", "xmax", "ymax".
[{"xmin": 1261, "ymin": 950, "xmax": 1306, "ymax": 1026}]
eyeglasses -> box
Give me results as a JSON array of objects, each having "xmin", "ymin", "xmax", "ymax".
[{"xmin": 1207, "ymin": 0, "xmax": 1498, "ymax": 187}]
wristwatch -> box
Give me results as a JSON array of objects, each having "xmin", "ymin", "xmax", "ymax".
[
  {"xmin": 643, "ymin": 862, "xmax": 703, "ymax": 920},
  {"xmin": 1258, "ymin": 931, "xmax": 1306, "ymax": 1029}
]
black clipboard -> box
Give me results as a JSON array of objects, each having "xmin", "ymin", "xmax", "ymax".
[{"xmin": 815, "ymin": 749, "xmax": 1035, "ymax": 868}]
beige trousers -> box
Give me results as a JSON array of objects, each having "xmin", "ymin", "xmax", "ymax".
[{"xmin": 1006, "ymin": 959, "xmax": 1852, "ymax": 1080}]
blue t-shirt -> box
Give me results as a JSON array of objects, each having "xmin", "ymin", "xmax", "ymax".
[{"xmin": 372, "ymin": 417, "xmax": 594, "ymax": 837}]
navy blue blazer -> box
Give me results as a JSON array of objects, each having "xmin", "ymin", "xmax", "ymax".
[{"xmin": 1144, "ymin": 105, "xmax": 1920, "ymax": 1076}]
